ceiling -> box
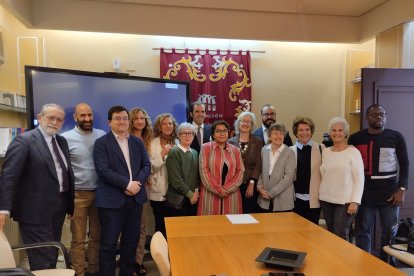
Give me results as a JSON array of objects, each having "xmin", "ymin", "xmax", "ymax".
[
  {"xmin": 75, "ymin": 0, "xmax": 386, "ymax": 16},
  {"xmin": 1, "ymin": 0, "xmax": 414, "ymax": 43}
]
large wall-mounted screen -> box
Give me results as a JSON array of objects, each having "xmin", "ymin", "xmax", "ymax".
[{"xmin": 25, "ymin": 66, "xmax": 189, "ymax": 133}]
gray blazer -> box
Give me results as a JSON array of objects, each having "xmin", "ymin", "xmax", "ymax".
[{"xmin": 257, "ymin": 145, "xmax": 295, "ymax": 211}]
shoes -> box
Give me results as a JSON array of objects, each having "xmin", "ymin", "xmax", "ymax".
[{"xmin": 135, "ymin": 262, "xmax": 147, "ymax": 276}]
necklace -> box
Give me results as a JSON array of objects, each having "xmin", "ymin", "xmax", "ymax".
[{"xmin": 239, "ymin": 142, "xmax": 248, "ymax": 154}]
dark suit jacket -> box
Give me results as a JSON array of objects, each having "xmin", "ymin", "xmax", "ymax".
[
  {"xmin": 190, "ymin": 124, "xmax": 211, "ymax": 153},
  {"xmin": 228, "ymin": 134, "xmax": 263, "ymax": 184},
  {"xmin": 253, "ymin": 126, "xmax": 293, "ymax": 146},
  {"xmin": 93, "ymin": 132, "xmax": 151, "ymax": 208},
  {"xmin": 0, "ymin": 128, "xmax": 75, "ymax": 224}
]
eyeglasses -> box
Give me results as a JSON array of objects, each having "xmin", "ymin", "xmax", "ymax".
[
  {"xmin": 180, "ymin": 132, "xmax": 194, "ymax": 137},
  {"xmin": 262, "ymin": 112, "xmax": 276, "ymax": 117},
  {"xmin": 112, "ymin": 116, "xmax": 129, "ymax": 121},
  {"xmin": 215, "ymin": 129, "xmax": 229, "ymax": 134},
  {"xmin": 240, "ymin": 120, "xmax": 252, "ymax": 124},
  {"xmin": 368, "ymin": 112, "xmax": 387, "ymax": 118},
  {"xmin": 43, "ymin": 115, "xmax": 64, "ymax": 123}
]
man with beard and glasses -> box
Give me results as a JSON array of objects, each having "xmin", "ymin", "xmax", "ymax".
[
  {"xmin": 61, "ymin": 103, "xmax": 106, "ymax": 276},
  {"xmin": 349, "ymin": 104, "xmax": 409, "ymax": 265},
  {"xmin": 0, "ymin": 103, "xmax": 75, "ymax": 270},
  {"xmin": 253, "ymin": 104, "xmax": 293, "ymax": 146}
]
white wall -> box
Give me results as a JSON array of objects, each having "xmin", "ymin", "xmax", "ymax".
[{"xmin": 1, "ymin": 5, "xmax": 375, "ymax": 141}]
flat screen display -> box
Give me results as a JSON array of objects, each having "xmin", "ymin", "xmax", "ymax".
[{"xmin": 25, "ymin": 66, "xmax": 189, "ymax": 133}]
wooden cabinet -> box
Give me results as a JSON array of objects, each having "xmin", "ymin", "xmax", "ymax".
[{"xmin": 344, "ymin": 50, "xmax": 374, "ymax": 135}]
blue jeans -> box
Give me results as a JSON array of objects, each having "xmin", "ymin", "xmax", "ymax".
[
  {"xmin": 355, "ymin": 204, "xmax": 399, "ymax": 263},
  {"xmin": 320, "ymin": 201, "xmax": 356, "ymax": 242}
]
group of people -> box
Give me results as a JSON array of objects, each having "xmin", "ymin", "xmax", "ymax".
[{"xmin": 0, "ymin": 100, "xmax": 409, "ymax": 276}]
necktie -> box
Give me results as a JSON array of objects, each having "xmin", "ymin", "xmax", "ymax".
[
  {"xmin": 197, "ymin": 127, "xmax": 202, "ymax": 145},
  {"xmin": 51, "ymin": 137, "xmax": 69, "ymax": 192}
]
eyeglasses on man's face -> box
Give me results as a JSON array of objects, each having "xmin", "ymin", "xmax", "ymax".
[
  {"xmin": 112, "ymin": 116, "xmax": 129, "ymax": 121},
  {"xmin": 262, "ymin": 112, "xmax": 276, "ymax": 117},
  {"xmin": 43, "ymin": 115, "xmax": 64, "ymax": 123}
]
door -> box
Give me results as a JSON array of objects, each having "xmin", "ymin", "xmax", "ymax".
[{"xmin": 361, "ymin": 68, "xmax": 414, "ymax": 251}]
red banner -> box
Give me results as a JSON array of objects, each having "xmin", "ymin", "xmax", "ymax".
[{"xmin": 160, "ymin": 49, "xmax": 252, "ymax": 126}]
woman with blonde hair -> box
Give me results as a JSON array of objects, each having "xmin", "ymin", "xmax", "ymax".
[
  {"xmin": 148, "ymin": 113, "xmax": 178, "ymax": 237},
  {"xmin": 129, "ymin": 107, "xmax": 152, "ymax": 275},
  {"xmin": 228, "ymin": 112, "xmax": 262, "ymax": 213}
]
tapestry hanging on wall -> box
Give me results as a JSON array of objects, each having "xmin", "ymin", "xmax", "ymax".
[{"xmin": 160, "ymin": 48, "xmax": 252, "ymax": 126}]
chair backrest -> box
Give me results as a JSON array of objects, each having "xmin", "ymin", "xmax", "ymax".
[
  {"xmin": 150, "ymin": 231, "xmax": 170, "ymax": 276},
  {"xmin": 0, "ymin": 231, "xmax": 17, "ymax": 268}
]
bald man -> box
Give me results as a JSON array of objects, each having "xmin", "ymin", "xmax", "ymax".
[{"xmin": 61, "ymin": 103, "xmax": 105, "ymax": 276}]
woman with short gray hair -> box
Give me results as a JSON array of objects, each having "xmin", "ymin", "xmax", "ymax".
[
  {"xmin": 165, "ymin": 122, "xmax": 199, "ymax": 217},
  {"xmin": 319, "ymin": 117, "xmax": 364, "ymax": 241},
  {"xmin": 257, "ymin": 123, "xmax": 295, "ymax": 212}
]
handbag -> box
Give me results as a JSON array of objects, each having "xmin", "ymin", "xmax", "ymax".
[
  {"xmin": 165, "ymin": 192, "xmax": 185, "ymax": 210},
  {"xmin": 390, "ymin": 218, "xmax": 414, "ymax": 253}
]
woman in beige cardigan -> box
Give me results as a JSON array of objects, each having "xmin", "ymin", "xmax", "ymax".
[
  {"xmin": 290, "ymin": 116, "xmax": 323, "ymax": 224},
  {"xmin": 257, "ymin": 123, "xmax": 295, "ymax": 212}
]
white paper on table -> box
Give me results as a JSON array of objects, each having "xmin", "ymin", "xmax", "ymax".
[{"xmin": 226, "ymin": 214, "xmax": 259, "ymax": 224}]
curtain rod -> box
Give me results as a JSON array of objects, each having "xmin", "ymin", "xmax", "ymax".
[{"xmin": 152, "ymin": 47, "xmax": 265, "ymax": 54}]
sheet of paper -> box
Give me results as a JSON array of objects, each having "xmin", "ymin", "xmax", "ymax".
[{"xmin": 226, "ymin": 214, "xmax": 259, "ymax": 224}]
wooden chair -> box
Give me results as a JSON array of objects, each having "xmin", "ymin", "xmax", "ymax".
[
  {"xmin": 150, "ymin": 231, "xmax": 170, "ymax": 276},
  {"xmin": 0, "ymin": 231, "xmax": 75, "ymax": 276}
]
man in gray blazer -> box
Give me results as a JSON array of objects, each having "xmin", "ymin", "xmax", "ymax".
[{"xmin": 0, "ymin": 103, "xmax": 75, "ymax": 270}]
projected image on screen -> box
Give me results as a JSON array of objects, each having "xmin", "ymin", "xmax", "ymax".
[{"xmin": 26, "ymin": 66, "xmax": 189, "ymax": 133}]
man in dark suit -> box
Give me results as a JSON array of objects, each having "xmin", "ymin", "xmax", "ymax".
[
  {"xmin": 93, "ymin": 105, "xmax": 151, "ymax": 276},
  {"xmin": 0, "ymin": 103, "xmax": 75, "ymax": 270},
  {"xmin": 253, "ymin": 104, "xmax": 293, "ymax": 146},
  {"xmin": 189, "ymin": 101, "xmax": 211, "ymax": 153}
]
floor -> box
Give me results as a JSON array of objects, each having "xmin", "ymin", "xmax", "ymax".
[{"xmin": 19, "ymin": 251, "xmax": 161, "ymax": 276}]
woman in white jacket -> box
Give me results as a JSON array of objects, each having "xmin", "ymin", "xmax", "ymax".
[
  {"xmin": 319, "ymin": 117, "xmax": 364, "ymax": 242},
  {"xmin": 148, "ymin": 113, "xmax": 178, "ymax": 237}
]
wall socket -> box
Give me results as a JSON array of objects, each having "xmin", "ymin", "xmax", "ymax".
[{"xmin": 113, "ymin": 58, "xmax": 121, "ymax": 70}]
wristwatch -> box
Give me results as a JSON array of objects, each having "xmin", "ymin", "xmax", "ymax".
[
  {"xmin": 400, "ymin": 187, "xmax": 406, "ymax": 191},
  {"xmin": 249, "ymin": 180, "xmax": 255, "ymax": 184}
]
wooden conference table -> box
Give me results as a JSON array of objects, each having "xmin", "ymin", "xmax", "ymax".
[{"xmin": 165, "ymin": 213, "xmax": 403, "ymax": 276}]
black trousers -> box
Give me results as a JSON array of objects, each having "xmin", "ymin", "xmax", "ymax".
[
  {"xmin": 19, "ymin": 194, "xmax": 67, "ymax": 271},
  {"xmin": 99, "ymin": 197, "xmax": 143, "ymax": 276},
  {"xmin": 150, "ymin": 200, "xmax": 168, "ymax": 238},
  {"xmin": 293, "ymin": 198, "xmax": 321, "ymax": 225},
  {"xmin": 167, "ymin": 197, "xmax": 198, "ymax": 217}
]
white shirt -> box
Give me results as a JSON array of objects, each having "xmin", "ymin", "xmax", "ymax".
[
  {"xmin": 319, "ymin": 146, "xmax": 365, "ymax": 204},
  {"xmin": 192, "ymin": 122, "xmax": 205, "ymax": 144},
  {"xmin": 266, "ymin": 144, "xmax": 285, "ymax": 175},
  {"xmin": 39, "ymin": 126, "xmax": 68, "ymax": 192},
  {"xmin": 178, "ymin": 144, "xmax": 191, "ymax": 152},
  {"xmin": 112, "ymin": 131, "xmax": 132, "ymax": 181}
]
